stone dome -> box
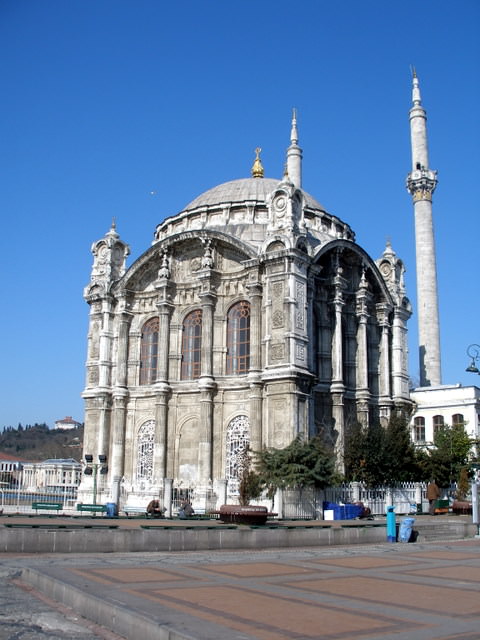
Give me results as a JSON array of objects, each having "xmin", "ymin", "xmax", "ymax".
[{"xmin": 182, "ymin": 177, "xmax": 326, "ymax": 213}]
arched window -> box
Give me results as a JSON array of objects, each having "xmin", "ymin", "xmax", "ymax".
[
  {"xmin": 181, "ymin": 309, "xmax": 202, "ymax": 380},
  {"xmin": 226, "ymin": 301, "xmax": 250, "ymax": 374},
  {"xmin": 452, "ymin": 413, "xmax": 465, "ymax": 427},
  {"xmin": 139, "ymin": 318, "xmax": 159, "ymax": 385},
  {"xmin": 414, "ymin": 416, "xmax": 425, "ymax": 442},
  {"xmin": 226, "ymin": 415, "xmax": 250, "ymax": 493},
  {"xmin": 136, "ymin": 420, "xmax": 155, "ymax": 482},
  {"xmin": 433, "ymin": 415, "xmax": 444, "ymax": 439}
]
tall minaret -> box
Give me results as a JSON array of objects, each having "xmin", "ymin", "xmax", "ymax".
[
  {"xmin": 286, "ymin": 108, "xmax": 302, "ymax": 188},
  {"xmin": 406, "ymin": 71, "xmax": 442, "ymax": 387}
]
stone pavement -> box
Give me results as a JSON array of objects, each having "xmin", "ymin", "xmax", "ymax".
[{"xmin": 1, "ymin": 539, "xmax": 479, "ymax": 640}]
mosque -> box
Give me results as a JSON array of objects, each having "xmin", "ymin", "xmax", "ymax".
[{"xmin": 79, "ymin": 77, "xmax": 440, "ymax": 508}]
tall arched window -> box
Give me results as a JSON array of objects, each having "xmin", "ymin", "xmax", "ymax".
[
  {"xmin": 136, "ymin": 420, "xmax": 155, "ymax": 482},
  {"xmin": 226, "ymin": 415, "xmax": 250, "ymax": 492},
  {"xmin": 181, "ymin": 309, "xmax": 202, "ymax": 380},
  {"xmin": 226, "ymin": 301, "xmax": 250, "ymax": 374},
  {"xmin": 139, "ymin": 318, "xmax": 159, "ymax": 385}
]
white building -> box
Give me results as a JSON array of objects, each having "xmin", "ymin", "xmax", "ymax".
[
  {"xmin": 21, "ymin": 458, "xmax": 82, "ymax": 492},
  {"xmin": 54, "ymin": 416, "xmax": 82, "ymax": 430},
  {"xmin": 410, "ymin": 385, "xmax": 480, "ymax": 451}
]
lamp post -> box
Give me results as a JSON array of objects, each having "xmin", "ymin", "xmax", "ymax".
[
  {"xmin": 465, "ymin": 345, "xmax": 480, "ymax": 536},
  {"xmin": 83, "ymin": 455, "xmax": 108, "ymax": 506},
  {"xmin": 465, "ymin": 344, "xmax": 480, "ymax": 375}
]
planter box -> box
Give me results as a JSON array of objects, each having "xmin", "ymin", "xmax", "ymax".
[{"xmin": 217, "ymin": 505, "xmax": 271, "ymax": 525}]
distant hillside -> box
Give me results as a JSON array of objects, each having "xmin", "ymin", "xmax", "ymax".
[{"xmin": 0, "ymin": 423, "xmax": 84, "ymax": 462}]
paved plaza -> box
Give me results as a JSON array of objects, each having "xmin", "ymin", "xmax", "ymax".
[{"xmin": 1, "ymin": 538, "xmax": 479, "ymax": 639}]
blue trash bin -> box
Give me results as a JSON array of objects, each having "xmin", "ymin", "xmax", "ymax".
[
  {"xmin": 106, "ymin": 502, "xmax": 117, "ymax": 517},
  {"xmin": 399, "ymin": 517, "xmax": 415, "ymax": 542}
]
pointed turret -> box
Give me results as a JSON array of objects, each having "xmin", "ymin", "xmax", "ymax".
[
  {"xmin": 406, "ymin": 71, "xmax": 442, "ymax": 387},
  {"xmin": 286, "ymin": 109, "xmax": 302, "ymax": 188},
  {"xmin": 85, "ymin": 221, "xmax": 130, "ymax": 300},
  {"xmin": 251, "ymin": 147, "xmax": 264, "ymax": 178}
]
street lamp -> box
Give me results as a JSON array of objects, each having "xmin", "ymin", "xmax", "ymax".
[
  {"xmin": 465, "ymin": 344, "xmax": 480, "ymax": 375},
  {"xmin": 465, "ymin": 345, "xmax": 480, "ymax": 536},
  {"xmin": 83, "ymin": 455, "xmax": 108, "ymax": 505}
]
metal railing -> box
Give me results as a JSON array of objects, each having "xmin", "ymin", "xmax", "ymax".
[{"xmin": 0, "ymin": 485, "xmax": 78, "ymax": 514}]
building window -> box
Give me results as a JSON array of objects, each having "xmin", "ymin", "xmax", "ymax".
[
  {"xmin": 452, "ymin": 413, "xmax": 465, "ymax": 427},
  {"xmin": 433, "ymin": 415, "xmax": 444, "ymax": 439},
  {"xmin": 139, "ymin": 318, "xmax": 159, "ymax": 385},
  {"xmin": 414, "ymin": 416, "xmax": 425, "ymax": 442},
  {"xmin": 181, "ymin": 310, "xmax": 202, "ymax": 380},
  {"xmin": 225, "ymin": 415, "xmax": 250, "ymax": 493},
  {"xmin": 136, "ymin": 420, "xmax": 155, "ymax": 482},
  {"xmin": 226, "ymin": 301, "xmax": 250, "ymax": 374}
]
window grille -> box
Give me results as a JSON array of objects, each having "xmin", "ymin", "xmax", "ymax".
[
  {"xmin": 136, "ymin": 420, "xmax": 155, "ymax": 482},
  {"xmin": 226, "ymin": 415, "xmax": 250, "ymax": 492},
  {"xmin": 226, "ymin": 301, "xmax": 250, "ymax": 374}
]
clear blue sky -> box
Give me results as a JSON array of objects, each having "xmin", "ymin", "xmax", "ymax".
[{"xmin": 0, "ymin": 1, "xmax": 479, "ymax": 429}]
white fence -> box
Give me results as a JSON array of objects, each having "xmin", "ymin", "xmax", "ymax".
[
  {"xmin": 280, "ymin": 483, "xmax": 430, "ymax": 519},
  {"xmin": 0, "ymin": 486, "xmax": 78, "ymax": 514},
  {"xmin": 1, "ymin": 480, "xmax": 437, "ymax": 519}
]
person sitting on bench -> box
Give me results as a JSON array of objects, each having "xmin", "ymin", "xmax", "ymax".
[
  {"xmin": 178, "ymin": 499, "xmax": 194, "ymax": 519},
  {"xmin": 146, "ymin": 499, "xmax": 166, "ymax": 518}
]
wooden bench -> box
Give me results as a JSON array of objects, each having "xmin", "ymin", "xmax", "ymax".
[
  {"xmin": 32, "ymin": 501, "xmax": 63, "ymax": 513},
  {"xmin": 123, "ymin": 506, "xmax": 147, "ymax": 517},
  {"xmin": 76, "ymin": 503, "xmax": 107, "ymax": 514},
  {"xmin": 434, "ymin": 499, "xmax": 450, "ymax": 515}
]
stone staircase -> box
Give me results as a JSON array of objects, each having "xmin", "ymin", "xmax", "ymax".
[{"xmin": 413, "ymin": 517, "xmax": 475, "ymax": 542}]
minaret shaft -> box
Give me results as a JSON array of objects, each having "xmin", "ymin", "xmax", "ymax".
[
  {"xmin": 287, "ymin": 108, "xmax": 302, "ymax": 188},
  {"xmin": 407, "ymin": 73, "xmax": 442, "ymax": 387}
]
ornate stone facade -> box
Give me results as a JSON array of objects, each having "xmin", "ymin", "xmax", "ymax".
[{"xmin": 80, "ymin": 117, "xmax": 412, "ymax": 506}]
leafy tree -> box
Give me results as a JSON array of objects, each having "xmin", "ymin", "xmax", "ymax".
[
  {"xmin": 425, "ymin": 423, "xmax": 473, "ymax": 488},
  {"xmin": 344, "ymin": 421, "xmax": 388, "ymax": 486},
  {"xmin": 344, "ymin": 413, "xmax": 425, "ymax": 486},
  {"xmin": 237, "ymin": 448, "xmax": 264, "ymax": 506},
  {"xmin": 383, "ymin": 412, "xmax": 421, "ymax": 484},
  {"xmin": 254, "ymin": 436, "xmax": 336, "ymax": 500},
  {"xmin": 456, "ymin": 467, "xmax": 470, "ymax": 501}
]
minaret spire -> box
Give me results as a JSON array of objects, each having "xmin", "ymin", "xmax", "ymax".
[
  {"xmin": 286, "ymin": 108, "xmax": 302, "ymax": 188},
  {"xmin": 406, "ymin": 72, "xmax": 442, "ymax": 387}
]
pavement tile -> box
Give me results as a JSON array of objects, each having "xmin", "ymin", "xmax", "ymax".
[
  {"xmin": 4, "ymin": 537, "xmax": 480, "ymax": 639},
  {"xmin": 405, "ymin": 565, "xmax": 480, "ymax": 583},
  {"xmin": 133, "ymin": 583, "xmax": 419, "ymax": 640},
  {"xmin": 71, "ymin": 567, "xmax": 187, "ymax": 584},
  {"xmin": 311, "ymin": 555, "xmax": 411, "ymax": 569},
  {"xmin": 196, "ymin": 561, "xmax": 316, "ymax": 577},
  {"xmin": 288, "ymin": 575, "xmax": 480, "ymax": 616}
]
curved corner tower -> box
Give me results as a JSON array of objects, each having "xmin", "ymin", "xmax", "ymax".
[{"xmin": 406, "ymin": 71, "xmax": 442, "ymax": 387}]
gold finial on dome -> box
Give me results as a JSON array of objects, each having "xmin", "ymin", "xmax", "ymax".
[{"xmin": 251, "ymin": 147, "xmax": 264, "ymax": 178}]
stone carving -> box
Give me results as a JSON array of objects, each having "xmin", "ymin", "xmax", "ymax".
[
  {"xmin": 158, "ymin": 251, "xmax": 171, "ymax": 279},
  {"xmin": 296, "ymin": 282, "xmax": 305, "ymax": 330},
  {"xmin": 88, "ymin": 367, "xmax": 99, "ymax": 385},
  {"xmin": 271, "ymin": 343, "xmax": 285, "ymax": 360},
  {"xmin": 201, "ymin": 240, "xmax": 215, "ymax": 269},
  {"xmin": 272, "ymin": 310, "xmax": 284, "ymax": 328},
  {"xmin": 272, "ymin": 282, "xmax": 283, "ymax": 298}
]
